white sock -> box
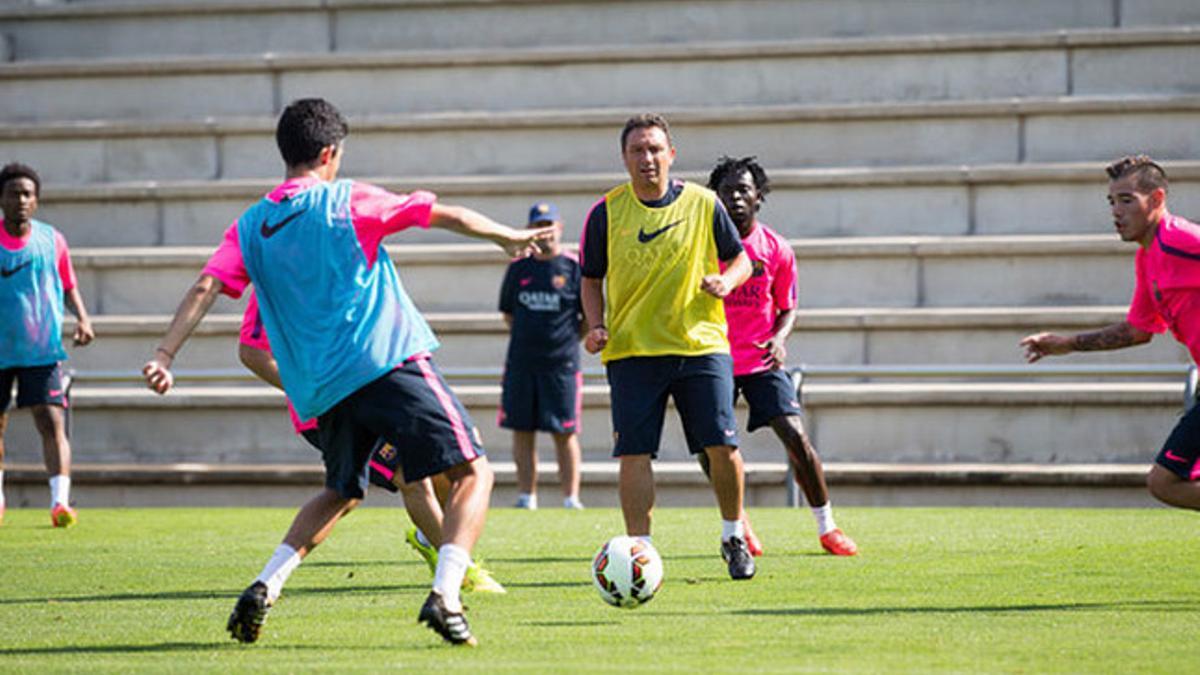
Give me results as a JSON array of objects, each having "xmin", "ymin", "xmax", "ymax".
[
  {"xmin": 812, "ymin": 503, "xmax": 836, "ymax": 536},
  {"xmin": 433, "ymin": 544, "xmax": 472, "ymax": 612},
  {"xmin": 415, "ymin": 528, "xmax": 431, "ymax": 548},
  {"xmin": 255, "ymin": 544, "xmax": 302, "ymax": 602},
  {"xmin": 49, "ymin": 474, "xmax": 70, "ymax": 508},
  {"xmin": 563, "ymin": 495, "xmax": 584, "ymax": 509},
  {"xmin": 721, "ymin": 519, "xmax": 745, "ymax": 542}
]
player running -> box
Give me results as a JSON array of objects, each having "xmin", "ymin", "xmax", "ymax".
[
  {"xmin": 142, "ymin": 98, "xmax": 550, "ymax": 646},
  {"xmin": 0, "ymin": 163, "xmax": 95, "ymax": 528},
  {"xmin": 1021, "ymin": 155, "xmax": 1200, "ymax": 512},
  {"xmin": 238, "ymin": 293, "xmax": 505, "ymax": 593},
  {"xmin": 705, "ymin": 156, "xmax": 858, "ymax": 556},
  {"xmin": 580, "ymin": 114, "xmax": 756, "ymax": 580},
  {"xmin": 498, "ymin": 202, "xmax": 585, "ymax": 511}
]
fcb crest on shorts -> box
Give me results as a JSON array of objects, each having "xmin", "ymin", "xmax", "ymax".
[
  {"xmin": 377, "ymin": 443, "xmax": 398, "ymax": 461},
  {"xmin": 751, "ymin": 259, "xmax": 766, "ymax": 277},
  {"xmin": 552, "ymin": 274, "xmax": 567, "ymax": 289}
]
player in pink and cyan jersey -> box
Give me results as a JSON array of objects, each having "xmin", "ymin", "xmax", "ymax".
[
  {"xmin": 143, "ymin": 99, "xmax": 550, "ymax": 646},
  {"xmin": 703, "ymin": 156, "xmax": 857, "ymax": 557},
  {"xmin": 237, "ymin": 292, "xmax": 505, "ymax": 594},
  {"xmin": 0, "ymin": 163, "xmax": 95, "ymax": 528},
  {"xmin": 1022, "ymin": 155, "xmax": 1200, "ymax": 512}
]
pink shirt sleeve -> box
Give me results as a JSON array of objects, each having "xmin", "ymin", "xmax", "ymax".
[
  {"xmin": 53, "ymin": 231, "xmax": 77, "ymax": 292},
  {"xmin": 201, "ymin": 221, "xmax": 251, "ymax": 298},
  {"xmin": 1126, "ymin": 253, "xmax": 1167, "ymax": 334},
  {"xmin": 350, "ymin": 183, "xmax": 436, "ymax": 266},
  {"xmin": 772, "ymin": 239, "xmax": 797, "ymax": 312}
]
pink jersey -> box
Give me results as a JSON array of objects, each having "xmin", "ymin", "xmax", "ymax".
[
  {"xmin": 239, "ymin": 292, "xmax": 316, "ymax": 434},
  {"xmin": 203, "ymin": 176, "xmax": 436, "ymax": 299},
  {"xmin": 0, "ymin": 222, "xmax": 77, "ymax": 291},
  {"xmin": 721, "ymin": 222, "xmax": 797, "ymax": 376},
  {"xmin": 1127, "ymin": 213, "xmax": 1200, "ymax": 364}
]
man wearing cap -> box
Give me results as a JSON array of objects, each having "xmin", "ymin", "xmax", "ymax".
[{"xmin": 497, "ymin": 202, "xmax": 585, "ymax": 510}]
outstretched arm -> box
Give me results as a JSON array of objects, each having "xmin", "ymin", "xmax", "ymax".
[
  {"xmin": 428, "ymin": 203, "xmax": 554, "ymax": 259},
  {"xmin": 142, "ymin": 274, "xmax": 224, "ymax": 394},
  {"xmin": 1020, "ymin": 320, "xmax": 1152, "ymax": 363}
]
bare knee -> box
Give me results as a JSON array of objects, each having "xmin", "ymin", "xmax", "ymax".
[
  {"xmin": 1147, "ymin": 465, "xmax": 1178, "ymax": 503},
  {"xmin": 445, "ymin": 457, "xmax": 494, "ymax": 489},
  {"xmin": 30, "ymin": 405, "xmax": 65, "ymax": 438}
]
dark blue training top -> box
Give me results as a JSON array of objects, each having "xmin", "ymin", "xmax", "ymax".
[
  {"xmin": 499, "ymin": 252, "xmax": 583, "ymax": 369},
  {"xmin": 580, "ymin": 179, "xmax": 744, "ymax": 278}
]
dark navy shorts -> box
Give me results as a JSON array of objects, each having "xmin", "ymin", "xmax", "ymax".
[
  {"xmin": 316, "ymin": 357, "xmax": 486, "ymax": 499},
  {"xmin": 735, "ymin": 368, "xmax": 803, "ymax": 432},
  {"xmin": 1156, "ymin": 404, "xmax": 1200, "ymax": 481},
  {"xmin": 499, "ymin": 363, "xmax": 582, "ymax": 434},
  {"xmin": 606, "ymin": 353, "xmax": 738, "ymax": 458},
  {"xmin": 0, "ymin": 362, "xmax": 67, "ymax": 411}
]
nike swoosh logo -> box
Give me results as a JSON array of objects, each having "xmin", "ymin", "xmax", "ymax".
[
  {"xmin": 260, "ymin": 210, "xmax": 304, "ymax": 239},
  {"xmin": 1164, "ymin": 449, "xmax": 1188, "ymax": 463},
  {"xmin": 0, "ymin": 260, "xmax": 31, "ymax": 278},
  {"xmin": 637, "ymin": 220, "xmax": 682, "ymax": 244}
]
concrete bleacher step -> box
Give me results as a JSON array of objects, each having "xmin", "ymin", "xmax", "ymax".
[
  {"xmin": 2, "ymin": 382, "xmax": 1186, "ymax": 467},
  {"xmin": 62, "ymin": 306, "xmax": 1190, "ymax": 375},
  {"xmin": 8, "ymin": 95, "xmax": 1200, "ymax": 184},
  {"xmin": 1, "ymin": 461, "xmax": 1159, "ymax": 509},
  {"xmin": 33, "ymin": 162, "xmax": 1200, "ymax": 247},
  {"xmin": 3, "ymin": 27, "xmax": 1199, "ymax": 122},
  {"xmin": 68, "ymin": 234, "xmax": 1142, "ymax": 315},
  {"xmin": 7, "ymin": 0, "xmax": 1192, "ymax": 61}
]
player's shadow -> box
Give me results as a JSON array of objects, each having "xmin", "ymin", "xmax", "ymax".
[
  {"xmin": 0, "ymin": 588, "xmax": 230, "ymax": 606},
  {"xmin": 303, "ymin": 559, "xmax": 425, "ymax": 569},
  {"xmin": 480, "ymin": 555, "xmax": 592, "ymax": 564},
  {"xmin": 731, "ymin": 599, "xmax": 1192, "ymax": 617},
  {"xmin": 0, "ymin": 642, "xmax": 342, "ymax": 657},
  {"xmin": 500, "ymin": 580, "xmax": 591, "ymax": 590},
  {"xmin": 0, "ymin": 582, "xmax": 433, "ymax": 607}
]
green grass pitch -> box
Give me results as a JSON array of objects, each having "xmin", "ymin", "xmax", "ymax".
[{"xmin": 1, "ymin": 505, "xmax": 1195, "ymax": 673}]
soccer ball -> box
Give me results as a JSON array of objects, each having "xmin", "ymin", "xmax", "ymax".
[{"xmin": 591, "ymin": 535, "xmax": 664, "ymax": 608}]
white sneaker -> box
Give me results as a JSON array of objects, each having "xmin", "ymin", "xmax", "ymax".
[
  {"xmin": 563, "ymin": 496, "xmax": 584, "ymax": 510},
  {"xmin": 514, "ymin": 494, "xmax": 538, "ymax": 510}
]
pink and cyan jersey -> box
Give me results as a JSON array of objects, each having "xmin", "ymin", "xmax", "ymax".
[
  {"xmin": 721, "ymin": 222, "xmax": 797, "ymax": 376},
  {"xmin": 203, "ymin": 176, "xmax": 435, "ymax": 298},
  {"xmin": 239, "ymin": 292, "xmax": 317, "ymax": 434},
  {"xmin": 0, "ymin": 222, "xmax": 77, "ymax": 290},
  {"xmin": 1127, "ymin": 213, "xmax": 1200, "ymax": 364}
]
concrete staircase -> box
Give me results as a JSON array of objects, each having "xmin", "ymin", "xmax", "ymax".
[{"xmin": 2, "ymin": 0, "xmax": 1198, "ymax": 505}]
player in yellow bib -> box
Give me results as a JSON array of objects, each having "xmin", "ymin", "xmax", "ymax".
[{"xmin": 580, "ymin": 114, "xmax": 756, "ymax": 579}]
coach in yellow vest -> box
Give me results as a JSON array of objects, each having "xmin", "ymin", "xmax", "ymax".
[{"xmin": 580, "ymin": 114, "xmax": 757, "ymax": 580}]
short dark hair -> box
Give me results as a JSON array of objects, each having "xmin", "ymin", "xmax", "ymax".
[
  {"xmin": 707, "ymin": 155, "xmax": 771, "ymax": 203},
  {"xmin": 275, "ymin": 98, "xmax": 349, "ymax": 167},
  {"xmin": 1106, "ymin": 155, "xmax": 1168, "ymax": 195},
  {"xmin": 620, "ymin": 113, "xmax": 672, "ymax": 151},
  {"xmin": 0, "ymin": 162, "xmax": 41, "ymax": 197}
]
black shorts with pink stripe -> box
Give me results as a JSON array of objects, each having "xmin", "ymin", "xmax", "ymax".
[
  {"xmin": 317, "ymin": 356, "xmax": 485, "ymax": 498},
  {"xmin": 1156, "ymin": 404, "xmax": 1200, "ymax": 481}
]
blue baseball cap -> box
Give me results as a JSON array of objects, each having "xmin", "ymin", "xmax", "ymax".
[{"xmin": 527, "ymin": 201, "xmax": 561, "ymax": 225}]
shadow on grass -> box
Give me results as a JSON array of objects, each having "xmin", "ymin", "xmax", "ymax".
[
  {"xmin": 0, "ymin": 641, "xmax": 340, "ymax": 657},
  {"xmin": 525, "ymin": 620, "xmax": 620, "ymax": 627},
  {"xmin": 729, "ymin": 599, "xmax": 1194, "ymax": 617},
  {"xmin": 303, "ymin": 560, "xmax": 426, "ymax": 569},
  {"xmin": 0, "ymin": 583, "xmax": 434, "ymax": 606}
]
